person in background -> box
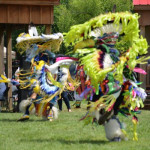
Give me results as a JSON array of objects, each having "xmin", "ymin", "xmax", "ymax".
[
  {"xmin": 0, "ymin": 78, "xmax": 6, "ymax": 112},
  {"xmin": 57, "ymin": 65, "xmax": 72, "ymax": 112},
  {"xmin": 58, "ymin": 91, "xmax": 72, "ymax": 112}
]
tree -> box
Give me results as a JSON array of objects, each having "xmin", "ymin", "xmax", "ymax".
[
  {"xmin": 54, "ymin": 0, "xmax": 133, "ymax": 33},
  {"xmin": 53, "ymin": 0, "xmax": 133, "ymax": 53}
]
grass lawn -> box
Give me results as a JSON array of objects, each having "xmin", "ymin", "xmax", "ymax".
[{"xmin": 0, "ymin": 101, "xmax": 150, "ymax": 150}]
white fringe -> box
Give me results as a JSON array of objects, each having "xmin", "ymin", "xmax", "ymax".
[
  {"xmin": 19, "ymin": 99, "xmax": 31, "ymax": 113},
  {"xmin": 52, "ymin": 106, "xmax": 59, "ymax": 119},
  {"xmin": 104, "ymin": 119, "xmax": 128, "ymax": 141},
  {"xmin": 19, "ymin": 98, "xmax": 35, "ymax": 115}
]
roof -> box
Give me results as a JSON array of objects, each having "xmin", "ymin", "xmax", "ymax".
[
  {"xmin": 133, "ymin": 0, "xmax": 150, "ymax": 5},
  {"xmin": 0, "ymin": 0, "xmax": 60, "ymax": 24},
  {"xmin": 0, "ymin": 0, "xmax": 60, "ymax": 6}
]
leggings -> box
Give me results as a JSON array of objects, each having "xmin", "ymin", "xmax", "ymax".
[{"xmin": 58, "ymin": 91, "xmax": 71, "ymax": 110}]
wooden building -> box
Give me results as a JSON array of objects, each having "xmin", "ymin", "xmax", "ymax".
[
  {"xmin": 0, "ymin": 0, "xmax": 60, "ymax": 111},
  {"xmin": 133, "ymin": 0, "xmax": 150, "ymax": 109}
]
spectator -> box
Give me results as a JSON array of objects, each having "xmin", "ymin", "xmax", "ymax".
[
  {"xmin": 0, "ymin": 80, "xmax": 6, "ymax": 112},
  {"xmin": 58, "ymin": 91, "xmax": 72, "ymax": 112}
]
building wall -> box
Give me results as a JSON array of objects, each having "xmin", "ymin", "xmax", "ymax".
[{"xmin": 0, "ymin": 5, "xmax": 54, "ymax": 24}]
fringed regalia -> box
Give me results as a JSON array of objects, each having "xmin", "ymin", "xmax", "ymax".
[
  {"xmin": 0, "ymin": 31, "xmax": 79, "ymax": 120},
  {"xmin": 64, "ymin": 12, "xmax": 149, "ymax": 141}
]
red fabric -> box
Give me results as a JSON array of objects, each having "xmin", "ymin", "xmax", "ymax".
[
  {"xmin": 42, "ymin": 103, "xmax": 50, "ymax": 117},
  {"xmin": 133, "ymin": 0, "xmax": 150, "ymax": 5},
  {"xmin": 76, "ymin": 65, "xmax": 86, "ymax": 95}
]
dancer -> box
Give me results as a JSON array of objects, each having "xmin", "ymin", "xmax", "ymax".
[
  {"xmin": 0, "ymin": 31, "xmax": 79, "ymax": 121},
  {"xmin": 64, "ymin": 12, "xmax": 149, "ymax": 141},
  {"xmin": 16, "ymin": 51, "xmax": 78, "ymax": 121}
]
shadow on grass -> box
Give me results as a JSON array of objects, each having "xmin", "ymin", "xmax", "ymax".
[
  {"xmin": 58, "ymin": 139, "xmax": 108, "ymax": 145},
  {"xmin": 0, "ymin": 119, "xmax": 36, "ymax": 122},
  {"xmin": 0, "ymin": 117, "xmax": 59, "ymax": 123},
  {"xmin": 20, "ymin": 138, "xmax": 108, "ymax": 145}
]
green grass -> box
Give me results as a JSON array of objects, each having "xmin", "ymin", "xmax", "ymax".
[{"xmin": 0, "ymin": 101, "xmax": 150, "ymax": 150}]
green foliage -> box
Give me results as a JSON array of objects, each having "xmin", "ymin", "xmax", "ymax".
[
  {"xmin": 60, "ymin": 0, "xmax": 69, "ymax": 6},
  {"xmin": 101, "ymin": 0, "xmax": 133, "ymax": 12},
  {"xmin": 54, "ymin": 4, "xmax": 76, "ymax": 33},
  {"xmin": 54, "ymin": 0, "xmax": 133, "ymax": 33},
  {"xmin": 68, "ymin": 0, "xmax": 104, "ymax": 24},
  {"xmin": 54, "ymin": 0, "xmax": 133, "ymax": 53},
  {"xmin": 36, "ymin": 25, "xmax": 46, "ymax": 35},
  {"xmin": 7, "ymin": 29, "xmax": 24, "ymax": 52}
]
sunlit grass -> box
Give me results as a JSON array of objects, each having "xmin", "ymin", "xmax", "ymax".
[{"xmin": 0, "ymin": 101, "xmax": 150, "ymax": 150}]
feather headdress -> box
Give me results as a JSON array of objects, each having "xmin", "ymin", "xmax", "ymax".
[{"xmin": 64, "ymin": 12, "xmax": 149, "ymax": 90}]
